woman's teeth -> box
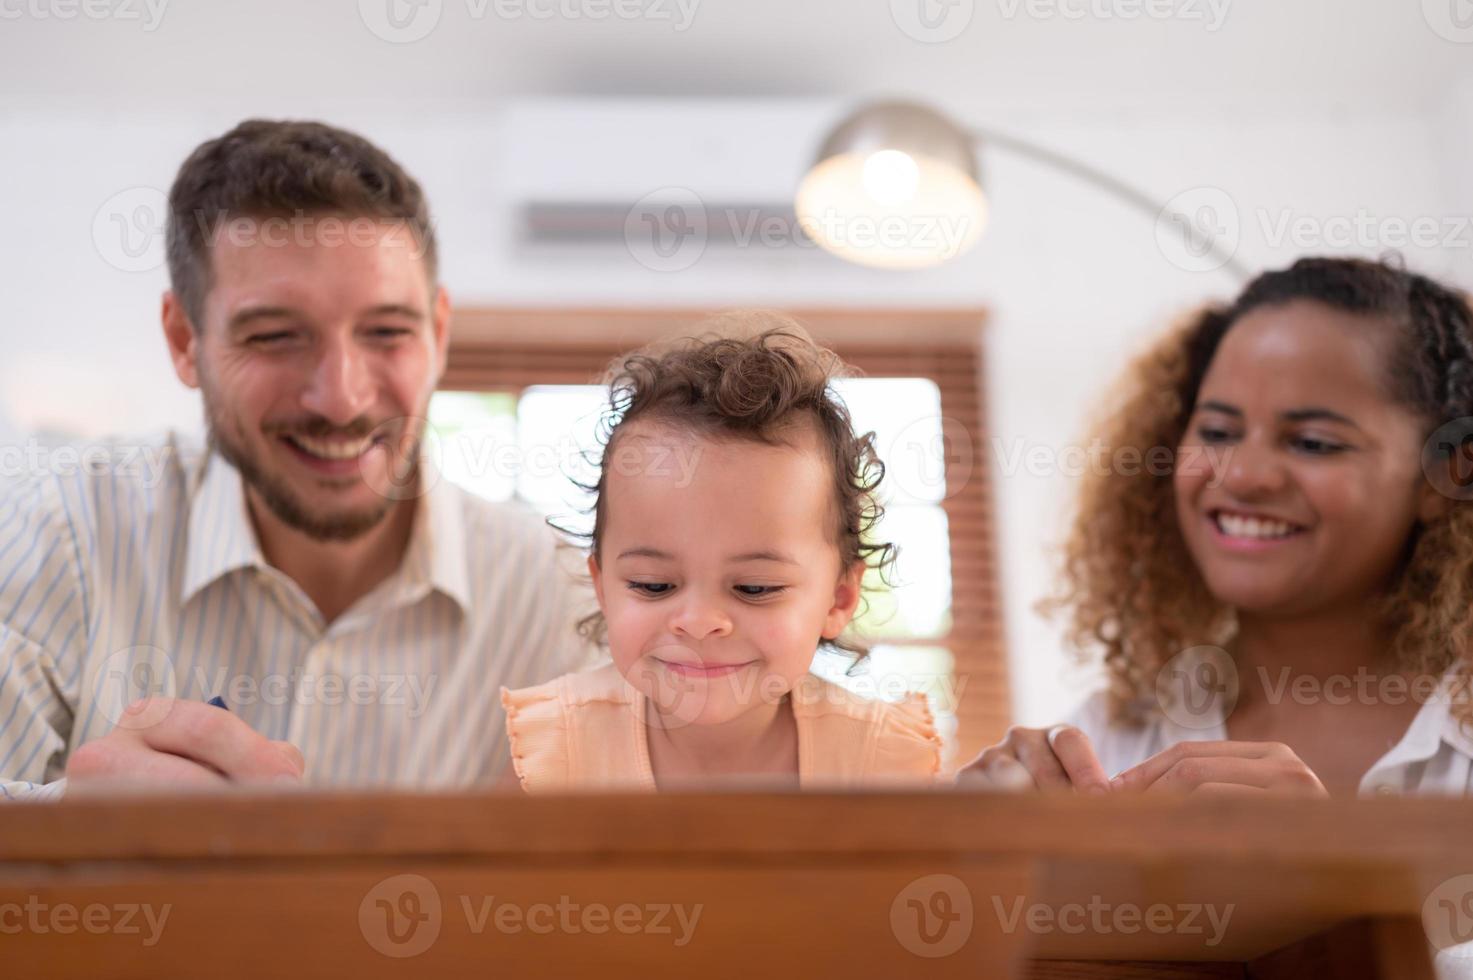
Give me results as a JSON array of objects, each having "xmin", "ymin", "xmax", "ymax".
[
  {"xmin": 1214, "ymin": 512, "xmax": 1299, "ymax": 540},
  {"xmin": 290, "ymin": 435, "xmax": 375, "ymax": 460}
]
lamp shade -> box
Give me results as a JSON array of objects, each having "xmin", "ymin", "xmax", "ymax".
[{"xmin": 796, "ymin": 101, "xmax": 987, "ymax": 270}]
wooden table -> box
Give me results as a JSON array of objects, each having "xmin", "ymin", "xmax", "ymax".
[{"xmin": 1, "ymin": 791, "xmax": 1469, "ymax": 978}]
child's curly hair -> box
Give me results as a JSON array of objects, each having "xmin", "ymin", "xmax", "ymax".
[
  {"xmin": 1047, "ymin": 257, "xmax": 1473, "ymax": 724},
  {"xmin": 561, "ymin": 311, "xmax": 897, "ymax": 661}
]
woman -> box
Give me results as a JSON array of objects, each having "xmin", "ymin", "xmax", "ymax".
[{"xmin": 963, "ymin": 257, "xmax": 1473, "ymax": 798}]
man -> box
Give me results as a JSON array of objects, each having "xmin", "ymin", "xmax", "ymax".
[{"xmin": 0, "ymin": 120, "xmax": 590, "ymax": 798}]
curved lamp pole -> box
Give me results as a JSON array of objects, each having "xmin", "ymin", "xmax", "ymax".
[{"xmin": 796, "ymin": 100, "xmax": 1248, "ymax": 281}]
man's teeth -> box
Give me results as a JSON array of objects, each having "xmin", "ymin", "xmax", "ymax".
[
  {"xmin": 291, "ymin": 435, "xmax": 374, "ymax": 460},
  {"xmin": 1215, "ymin": 513, "xmax": 1298, "ymax": 540}
]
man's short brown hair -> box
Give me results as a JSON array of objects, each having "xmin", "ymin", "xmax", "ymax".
[{"xmin": 165, "ymin": 119, "xmax": 437, "ymax": 329}]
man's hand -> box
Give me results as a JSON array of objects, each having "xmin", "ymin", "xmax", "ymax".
[
  {"xmin": 1110, "ymin": 741, "xmax": 1328, "ymax": 797},
  {"xmin": 956, "ymin": 725, "xmax": 1111, "ymax": 794},
  {"xmin": 66, "ymin": 697, "xmax": 305, "ymax": 794}
]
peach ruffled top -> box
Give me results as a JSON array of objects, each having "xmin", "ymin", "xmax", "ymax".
[{"xmin": 501, "ymin": 663, "xmax": 942, "ymax": 792}]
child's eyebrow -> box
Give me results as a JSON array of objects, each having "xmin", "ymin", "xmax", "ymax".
[
  {"xmin": 614, "ymin": 548, "xmax": 801, "ymax": 566},
  {"xmin": 728, "ymin": 551, "xmax": 800, "ymax": 565},
  {"xmin": 615, "ymin": 547, "xmax": 674, "ymax": 560}
]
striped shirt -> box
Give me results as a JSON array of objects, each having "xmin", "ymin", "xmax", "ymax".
[{"xmin": 0, "ymin": 431, "xmax": 594, "ymax": 800}]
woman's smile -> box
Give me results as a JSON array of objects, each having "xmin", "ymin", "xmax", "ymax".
[{"xmin": 1203, "ymin": 507, "xmax": 1310, "ymax": 552}]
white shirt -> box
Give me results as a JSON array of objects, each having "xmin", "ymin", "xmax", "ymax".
[
  {"xmin": 1068, "ymin": 659, "xmax": 1473, "ymax": 796},
  {"xmin": 0, "ymin": 432, "xmax": 594, "ymax": 800}
]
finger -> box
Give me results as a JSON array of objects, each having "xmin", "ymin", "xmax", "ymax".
[
  {"xmin": 1047, "ymin": 725, "xmax": 1110, "ymax": 794},
  {"xmin": 1111, "ymin": 740, "xmax": 1275, "ymax": 792},
  {"xmin": 1012, "ymin": 732, "xmax": 1072, "ymax": 792},
  {"xmin": 67, "ymin": 741, "xmax": 229, "ymax": 795},
  {"xmin": 123, "ymin": 699, "xmax": 300, "ymax": 781},
  {"xmin": 272, "ymin": 741, "xmax": 306, "ymax": 778},
  {"xmin": 1190, "ymin": 782, "xmax": 1270, "ymax": 798},
  {"xmin": 954, "ymin": 751, "xmax": 1036, "ymax": 789},
  {"xmin": 975, "ymin": 753, "xmax": 1038, "ymax": 792},
  {"xmin": 954, "ymin": 747, "xmax": 993, "ymax": 781},
  {"xmin": 1142, "ymin": 757, "xmax": 1279, "ymax": 795}
]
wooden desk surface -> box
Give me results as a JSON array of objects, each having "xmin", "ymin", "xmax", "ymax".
[{"xmin": 1, "ymin": 791, "xmax": 1470, "ymax": 978}]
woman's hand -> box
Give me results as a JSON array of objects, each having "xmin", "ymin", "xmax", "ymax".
[
  {"xmin": 1110, "ymin": 741, "xmax": 1328, "ymax": 797},
  {"xmin": 956, "ymin": 725, "xmax": 1112, "ymax": 794}
]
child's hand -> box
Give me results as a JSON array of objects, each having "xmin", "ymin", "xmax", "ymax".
[{"xmin": 955, "ymin": 725, "xmax": 1111, "ymax": 794}]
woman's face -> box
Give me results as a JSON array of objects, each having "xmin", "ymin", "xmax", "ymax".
[{"xmin": 1173, "ymin": 299, "xmax": 1440, "ymax": 618}]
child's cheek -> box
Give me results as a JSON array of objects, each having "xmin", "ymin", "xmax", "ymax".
[
  {"xmin": 751, "ymin": 606, "xmax": 820, "ymax": 683},
  {"xmin": 605, "ymin": 595, "xmax": 653, "ymax": 673}
]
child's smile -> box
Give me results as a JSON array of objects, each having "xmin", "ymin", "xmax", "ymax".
[{"xmin": 589, "ymin": 420, "xmax": 863, "ymax": 729}]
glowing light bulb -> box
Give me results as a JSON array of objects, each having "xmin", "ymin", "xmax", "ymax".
[{"xmin": 861, "ymin": 149, "xmax": 920, "ymax": 207}]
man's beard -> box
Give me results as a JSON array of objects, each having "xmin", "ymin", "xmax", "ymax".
[{"xmin": 202, "ymin": 389, "xmax": 421, "ymax": 543}]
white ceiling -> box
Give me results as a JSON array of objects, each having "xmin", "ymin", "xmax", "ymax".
[{"xmin": 2, "ymin": 0, "xmax": 1470, "ymax": 117}]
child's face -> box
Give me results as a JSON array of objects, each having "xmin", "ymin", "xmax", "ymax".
[
  {"xmin": 589, "ymin": 421, "xmax": 864, "ymax": 727},
  {"xmin": 1173, "ymin": 299, "xmax": 1445, "ymax": 618}
]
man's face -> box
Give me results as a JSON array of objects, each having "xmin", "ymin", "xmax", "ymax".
[{"xmin": 171, "ymin": 216, "xmax": 448, "ymax": 541}]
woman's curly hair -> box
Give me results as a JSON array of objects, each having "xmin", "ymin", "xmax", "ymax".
[
  {"xmin": 558, "ymin": 311, "xmax": 897, "ymax": 661},
  {"xmin": 1048, "ymin": 257, "xmax": 1473, "ymax": 724}
]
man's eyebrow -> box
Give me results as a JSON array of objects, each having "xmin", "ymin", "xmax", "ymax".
[
  {"xmin": 1198, "ymin": 400, "xmax": 1243, "ymax": 417},
  {"xmin": 227, "ymin": 306, "xmax": 297, "ymax": 332},
  {"xmin": 363, "ymin": 303, "xmax": 425, "ymax": 321},
  {"xmin": 227, "ymin": 303, "xmax": 425, "ymax": 334}
]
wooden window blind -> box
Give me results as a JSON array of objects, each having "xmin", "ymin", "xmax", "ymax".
[{"xmin": 443, "ymin": 308, "xmax": 1009, "ymax": 764}]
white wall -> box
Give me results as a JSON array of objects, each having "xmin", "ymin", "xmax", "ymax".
[
  {"xmin": 1437, "ymin": 79, "xmax": 1473, "ymax": 289},
  {"xmin": 1, "ymin": 95, "xmax": 1468, "ymax": 726}
]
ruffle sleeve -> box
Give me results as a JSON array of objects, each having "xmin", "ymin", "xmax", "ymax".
[
  {"xmin": 500, "ymin": 680, "xmax": 571, "ymax": 793},
  {"xmin": 870, "ymin": 695, "xmax": 943, "ymax": 783}
]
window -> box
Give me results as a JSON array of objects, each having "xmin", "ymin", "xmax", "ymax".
[{"xmin": 436, "ymin": 308, "xmax": 1006, "ymax": 765}]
